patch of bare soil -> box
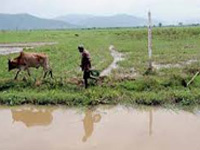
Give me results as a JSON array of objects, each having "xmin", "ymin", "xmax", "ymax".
[
  {"xmin": 0, "ymin": 47, "xmax": 24, "ymax": 55},
  {"xmin": 0, "ymin": 42, "xmax": 57, "ymax": 55},
  {"xmin": 153, "ymin": 59, "xmax": 198, "ymax": 70},
  {"xmin": 113, "ymin": 67, "xmax": 138, "ymax": 81}
]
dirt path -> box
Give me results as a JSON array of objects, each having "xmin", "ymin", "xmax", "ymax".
[
  {"xmin": 100, "ymin": 45, "xmax": 124, "ymax": 77},
  {"xmin": 0, "ymin": 42, "xmax": 57, "ymax": 55}
]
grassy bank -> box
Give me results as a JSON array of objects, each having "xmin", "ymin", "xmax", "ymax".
[{"xmin": 0, "ymin": 27, "xmax": 200, "ymax": 106}]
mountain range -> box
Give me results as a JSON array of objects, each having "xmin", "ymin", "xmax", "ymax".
[
  {"xmin": 0, "ymin": 13, "xmax": 148, "ymax": 30},
  {"xmin": 55, "ymin": 14, "xmax": 147, "ymax": 28},
  {"xmin": 0, "ymin": 13, "xmax": 74, "ymax": 30}
]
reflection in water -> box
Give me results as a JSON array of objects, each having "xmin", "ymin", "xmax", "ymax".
[
  {"xmin": 82, "ymin": 109, "xmax": 101, "ymax": 142},
  {"xmin": 196, "ymin": 111, "xmax": 200, "ymax": 115},
  {"xmin": 149, "ymin": 109, "xmax": 153, "ymax": 136},
  {"xmin": 11, "ymin": 107, "xmax": 54, "ymax": 127},
  {"xmin": 0, "ymin": 106, "xmax": 200, "ymax": 150}
]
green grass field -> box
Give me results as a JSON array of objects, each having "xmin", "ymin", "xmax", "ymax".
[{"xmin": 1, "ymin": 27, "xmax": 200, "ymax": 106}]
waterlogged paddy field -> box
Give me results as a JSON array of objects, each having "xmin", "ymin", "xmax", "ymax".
[
  {"xmin": 0, "ymin": 27, "xmax": 200, "ymax": 106},
  {"xmin": 0, "ymin": 105, "xmax": 200, "ymax": 150}
]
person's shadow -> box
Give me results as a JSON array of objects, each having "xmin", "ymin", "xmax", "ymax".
[{"xmin": 82, "ymin": 109, "xmax": 101, "ymax": 142}]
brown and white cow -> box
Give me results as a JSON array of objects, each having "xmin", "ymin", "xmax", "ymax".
[{"xmin": 8, "ymin": 51, "xmax": 53, "ymax": 80}]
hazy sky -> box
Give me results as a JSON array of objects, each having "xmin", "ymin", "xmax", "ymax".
[{"xmin": 1, "ymin": 0, "xmax": 200, "ymax": 22}]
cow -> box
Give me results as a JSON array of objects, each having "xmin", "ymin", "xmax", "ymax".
[{"xmin": 8, "ymin": 51, "xmax": 53, "ymax": 80}]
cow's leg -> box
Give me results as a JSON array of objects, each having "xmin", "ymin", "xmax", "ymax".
[
  {"xmin": 48, "ymin": 69, "xmax": 53, "ymax": 79},
  {"xmin": 43, "ymin": 70, "xmax": 53, "ymax": 79},
  {"xmin": 43, "ymin": 64, "xmax": 53, "ymax": 79},
  {"xmin": 14, "ymin": 70, "xmax": 21, "ymax": 80},
  {"xmin": 43, "ymin": 71, "xmax": 48, "ymax": 79},
  {"xmin": 42, "ymin": 60, "xmax": 49, "ymax": 79},
  {"xmin": 26, "ymin": 68, "xmax": 31, "ymax": 77}
]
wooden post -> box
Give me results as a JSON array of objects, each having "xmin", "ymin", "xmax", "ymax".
[{"xmin": 148, "ymin": 11, "xmax": 153, "ymax": 70}]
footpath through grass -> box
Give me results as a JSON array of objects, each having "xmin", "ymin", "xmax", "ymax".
[{"xmin": 1, "ymin": 27, "xmax": 200, "ymax": 106}]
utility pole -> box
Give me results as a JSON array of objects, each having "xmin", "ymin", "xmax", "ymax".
[
  {"xmin": 149, "ymin": 109, "xmax": 153, "ymax": 136},
  {"xmin": 148, "ymin": 11, "xmax": 153, "ymax": 70}
]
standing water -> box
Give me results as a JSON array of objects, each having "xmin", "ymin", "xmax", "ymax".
[{"xmin": 0, "ymin": 105, "xmax": 200, "ymax": 150}]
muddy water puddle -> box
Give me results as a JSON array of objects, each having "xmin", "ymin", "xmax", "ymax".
[
  {"xmin": 0, "ymin": 105, "xmax": 200, "ymax": 150},
  {"xmin": 100, "ymin": 45, "xmax": 124, "ymax": 77}
]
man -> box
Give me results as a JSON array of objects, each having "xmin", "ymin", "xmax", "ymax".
[{"xmin": 78, "ymin": 45, "xmax": 92, "ymax": 88}]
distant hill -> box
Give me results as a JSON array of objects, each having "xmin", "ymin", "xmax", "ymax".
[
  {"xmin": 0, "ymin": 13, "xmax": 75, "ymax": 30},
  {"xmin": 55, "ymin": 14, "xmax": 147, "ymax": 28},
  {"xmin": 55, "ymin": 14, "xmax": 94, "ymax": 25}
]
